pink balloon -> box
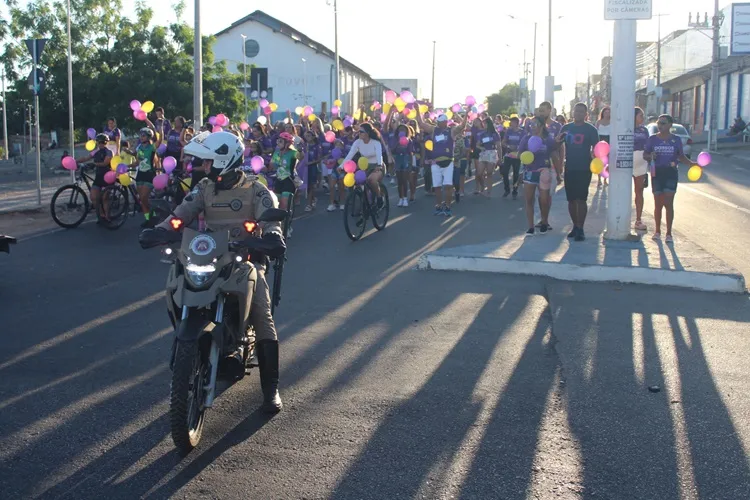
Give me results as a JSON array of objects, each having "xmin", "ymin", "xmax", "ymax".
[
  {"xmin": 451, "ymin": 103, "xmax": 461, "ymax": 113},
  {"xmin": 243, "ymin": 147, "xmax": 252, "ymax": 158},
  {"xmin": 697, "ymin": 151, "xmax": 712, "ymax": 167},
  {"xmin": 130, "ymin": 100, "xmax": 141, "ymax": 111},
  {"xmin": 240, "ymin": 121, "xmax": 250, "ymax": 131},
  {"xmin": 400, "ymin": 91, "xmax": 415, "ymax": 104},
  {"xmin": 303, "ymin": 106, "xmax": 313, "ymax": 117},
  {"xmin": 212, "ymin": 125, "xmax": 223, "ymax": 133},
  {"xmin": 216, "ymin": 113, "xmax": 228, "ymax": 127},
  {"xmin": 343, "ymin": 160, "xmax": 357, "ymax": 174},
  {"xmin": 601, "ymin": 166, "xmax": 610, "ymax": 179},
  {"xmin": 477, "ymin": 104, "xmax": 486, "ymax": 113},
  {"xmin": 594, "ymin": 141, "xmax": 610, "ymax": 159},
  {"xmin": 250, "ymin": 155, "xmax": 265, "ymax": 174},
  {"xmin": 104, "ymin": 171, "xmax": 117, "ymax": 185},
  {"xmin": 371, "ymin": 101, "xmax": 381, "ymax": 110},
  {"xmin": 324, "ymin": 131, "xmax": 336, "ymax": 143},
  {"xmin": 380, "ymin": 113, "xmax": 387, "ymax": 122},
  {"xmin": 331, "ymin": 105, "xmax": 340, "ymax": 115},
  {"xmin": 263, "ymin": 106, "xmax": 273, "ymax": 116},
  {"xmin": 153, "ymin": 173, "xmax": 169, "ymax": 190},
  {"xmin": 163, "ymin": 156, "xmax": 177, "ymax": 173},
  {"xmin": 186, "ymin": 162, "xmax": 193, "ymax": 173},
  {"xmin": 259, "ymin": 99, "xmax": 269, "ymax": 108},
  {"xmin": 61, "ymin": 156, "xmax": 77, "ymax": 170},
  {"xmin": 385, "ymin": 90, "xmax": 397, "ymax": 104},
  {"xmin": 465, "ymin": 95, "xmax": 476, "ymax": 106},
  {"xmin": 134, "ymin": 110, "xmax": 147, "ymax": 121},
  {"xmin": 399, "ymin": 136, "xmax": 408, "ymax": 146}
]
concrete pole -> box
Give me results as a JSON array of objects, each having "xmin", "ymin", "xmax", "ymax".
[
  {"xmin": 334, "ymin": 0, "xmax": 340, "ymax": 100},
  {"xmin": 532, "ymin": 22, "xmax": 537, "ymax": 110},
  {"xmin": 241, "ymin": 34, "xmax": 248, "ymax": 121},
  {"xmin": 66, "ymin": 0, "xmax": 75, "ymax": 180},
  {"xmin": 193, "ymin": 0, "xmax": 203, "ymax": 127},
  {"xmin": 545, "ymin": 0, "xmax": 554, "ymax": 104},
  {"xmin": 33, "ymin": 43, "xmax": 42, "ymax": 206},
  {"xmin": 1, "ymin": 68, "xmax": 8, "ymax": 160},
  {"xmin": 708, "ymin": 0, "xmax": 721, "ymax": 152},
  {"xmin": 431, "ymin": 41, "xmax": 436, "ymax": 105},
  {"xmin": 605, "ymin": 19, "xmax": 637, "ymax": 240}
]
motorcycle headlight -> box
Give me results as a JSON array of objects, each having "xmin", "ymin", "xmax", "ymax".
[{"xmin": 185, "ymin": 263, "xmax": 217, "ymax": 287}]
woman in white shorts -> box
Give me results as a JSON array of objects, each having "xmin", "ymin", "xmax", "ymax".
[
  {"xmin": 473, "ymin": 116, "xmax": 501, "ymax": 197},
  {"xmin": 632, "ymin": 107, "xmax": 650, "ymax": 231}
]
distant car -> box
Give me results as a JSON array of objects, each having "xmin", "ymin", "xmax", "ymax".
[{"xmin": 646, "ymin": 123, "xmax": 693, "ymax": 158}]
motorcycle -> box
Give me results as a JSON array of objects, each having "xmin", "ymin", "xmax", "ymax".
[
  {"xmin": 140, "ymin": 206, "xmax": 288, "ymax": 452},
  {"xmin": 0, "ymin": 235, "xmax": 17, "ymax": 255}
]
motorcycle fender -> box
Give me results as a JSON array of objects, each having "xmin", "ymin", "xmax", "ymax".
[
  {"xmin": 175, "ymin": 308, "xmax": 213, "ymax": 342},
  {"xmin": 220, "ymin": 263, "xmax": 257, "ymax": 330}
]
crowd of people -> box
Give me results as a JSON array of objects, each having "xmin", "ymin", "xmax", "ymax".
[{"xmin": 79, "ymin": 96, "xmax": 697, "ymax": 243}]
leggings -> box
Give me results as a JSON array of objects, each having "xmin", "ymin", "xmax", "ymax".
[{"xmin": 501, "ymin": 157, "xmax": 521, "ymax": 192}]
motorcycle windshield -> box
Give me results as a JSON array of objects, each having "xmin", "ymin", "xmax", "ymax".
[{"xmin": 180, "ymin": 227, "xmax": 229, "ymax": 266}]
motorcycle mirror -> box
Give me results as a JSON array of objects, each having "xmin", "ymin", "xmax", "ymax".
[{"xmin": 257, "ymin": 208, "xmax": 288, "ymax": 223}]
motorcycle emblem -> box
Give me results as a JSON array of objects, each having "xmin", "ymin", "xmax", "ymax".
[{"xmin": 190, "ymin": 234, "xmax": 216, "ymax": 256}]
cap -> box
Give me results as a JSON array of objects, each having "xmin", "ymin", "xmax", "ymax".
[{"xmin": 437, "ymin": 114, "xmax": 448, "ymax": 123}]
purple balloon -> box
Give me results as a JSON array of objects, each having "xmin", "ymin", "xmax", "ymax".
[
  {"xmin": 343, "ymin": 117, "xmax": 353, "ymax": 127},
  {"xmin": 354, "ymin": 169, "xmax": 367, "ymax": 185},
  {"xmin": 87, "ymin": 128, "xmax": 97, "ymax": 140},
  {"xmin": 208, "ymin": 115, "xmax": 217, "ymax": 126},
  {"xmin": 156, "ymin": 144, "xmax": 167, "ymax": 155},
  {"xmin": 250, "ymin": 155, "xmax": 265, "ymax": 174},
  {"xmin": 116, "ymin": 163, "xmax": 128, "ymax": 174},
  {"xmin": 528, "ymin": 135, "xmax": 543, "ymax": 153},
  {"xmin": 697, "ymin": 151, "xmax": 712, "ymax": 167},
  {"xmin": 331, "ymin": 148, "xmax": 342, "ymax": 159}
]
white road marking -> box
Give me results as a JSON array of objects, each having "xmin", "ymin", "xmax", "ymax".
[{"xmin": 680, "ymin": 184, "xmax": 750, "ymax": 216}]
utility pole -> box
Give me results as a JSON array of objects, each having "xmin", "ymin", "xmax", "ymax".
[
  {"xmin": 193, "ymin": 0, "xmax": 203, "ymax": 127},
  {"xmin": 431, "ymin": 41, "xmax": 436, "ymax": 105},
  {"xmin": 32, "ymin": 42, "xmax": 42, "ymax": 206},
  {"xmin": 531, "ymin": 22, "xmax": 537, "ymax": 110},
  {"xmin": 709, "ymin": 1, "xmax": 721, "ymax": 152},
  {"xmin": 66, "ymin": 0, "xmax": 75, "ymax": 180},
  {"xmin": 334, "ymin": 0, "xmax": 340, "ymax": 100},
  {"xmin": 1, "ymin": 68, "xmax": 8, "ymax": 160},
  {"xmin": 241, "ymin": 34, "xmax": 248, "ymax": 121},
  {"xmin": 586, "ymin": 58, "xmax": 591, "ymax": 110},
  {"xmin": 545, "ymin": 0, "xmax": 554, "ymax": 104}
]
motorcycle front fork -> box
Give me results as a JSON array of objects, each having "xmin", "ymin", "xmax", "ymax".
[{"xmin": 181, "ymin": 297, "xmax": 224, "ymax": 409}]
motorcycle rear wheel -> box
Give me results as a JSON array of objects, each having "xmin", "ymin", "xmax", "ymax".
[{"xmin": 170, "ymin": 340, "xmax": 207, "ymax": 453}]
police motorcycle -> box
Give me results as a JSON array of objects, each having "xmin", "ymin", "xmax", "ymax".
[{"xmin": 0, "ymin": 235, "xmax": 17, "ymax": 255}]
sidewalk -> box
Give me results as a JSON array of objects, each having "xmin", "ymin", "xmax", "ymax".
[{"xmin": 418, "ymin": 181, "xmax": 745, "ymax": 293}]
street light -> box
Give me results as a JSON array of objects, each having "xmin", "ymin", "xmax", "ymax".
[
  {"xmin": 301, "ymin": 58, "xmax": 307, "ymax": 105},
  {"xmin": 240, "ymin": 33, "xmax": 248, "ymax": 121},
  {"xmin": 66, "ymin": 0, "xmax": 74, "ymax": 179},
  {"xmin": 326, "ymin": 0, "xmax": 340, "ymax": 101}
]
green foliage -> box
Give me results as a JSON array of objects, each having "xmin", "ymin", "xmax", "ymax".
[
  {"xmin": 486, "ymin": 83, "xmax": 521, "ymax": 117},
  {"xmin": 0, "ymin": 0, "xmax": 251, "ymax": 139}
]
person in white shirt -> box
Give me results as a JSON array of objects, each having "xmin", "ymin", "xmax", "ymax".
[{"xmin": 343, "ymin": 123, "xmax": 385, "ymax": 203}]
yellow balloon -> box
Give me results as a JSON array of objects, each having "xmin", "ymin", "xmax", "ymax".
[
  {"xmin": 424, "ymin": 140, "xmax": 434, "ymax": 151},
  {"xmin": 687, "ymin": 165, "xmax": 702, "ymax": 181},
  {"xmin": 520, "ymin": 151, "xmax": 535, "ymax": 165},
  {"xmin": 308, "ymin": 114, "xmax": 317, "ymax": 122},
  {"xmin": 419, "ymin": 104, "xmax": 429, "ymax": 114},
  {"xmin": 181, "ymin": 177, "xmax": 192, "ymax": 192},
  {"xmin": 343, "ymin": 172, "xmax": 355, "ymax": 187},
  {"xmin": 510, "ymin": 113, "xmax": 519, "ymax": 119},
  {"xmin": 590, "ymin": 157, "xmax": 605, "ymax": 174},
  {"xmin": 270, "ymin": 102, "xmax": 278, "ymax": 112},
  {"xmin": 445, "ymin": 110, "xmax": 453, "ymax": 120},
  {"xmin": 394, "ymin": 97, "xmax": 406, "ymax": 112},
  {"xmin": 295, "ymin": 106, "xmax": 304, "ymax": 116},
  {"xmin": 407, "ymin": 109, "xmax": 417, "ymax": 120},
  {"xmin": 332, "ymin": 119, "xmax": 344, "ymax": 131},
  {"xmin": 110, "ymin": 155, "xmax": 122, "ymax": 170},
  {"xmin": 357, "ymin": 156, "xmax": 369, "ymax": 171},
  {"xmin": 334, "ymin": 99, "xmax": 342, "ymax": 107},
  {"xmin": 141, "ymin": 101, "xmax": 155, "ymax": 113},
  {"xmin": 383, "ymin": 102, "xmax": 392, "ymax": 114},
  {"xmin": 118, "ymin": 173, "xmax": 132, "ymax": 186},
  {"xmin": 85, "ymin": 140, "xmax": 96, "ymax": 151},
  {"xmin": 503, "ymin": 120, "xmax": 511, "ymax": 128},
  {"xmin": 353, "ymin": 109, "xmax": 363, "ymax": 120}
]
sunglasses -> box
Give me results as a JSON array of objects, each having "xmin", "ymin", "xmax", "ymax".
[{"xmin": 657, "ymin": 121, "xmax": 669, "ymax": 126}]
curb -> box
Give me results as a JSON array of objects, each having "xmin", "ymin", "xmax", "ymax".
[{"xmin": 417, "ymin": 253, "xmax": 746, "ymax": 294}]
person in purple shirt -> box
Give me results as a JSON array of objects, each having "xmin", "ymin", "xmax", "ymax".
[
  {"xmin": 539, "ymin": 101, "xmax": 563, "ymax": 186},
  {"xmin": 102, "ymin": 118, "xmax": 121, "ymax": 156},
  {"xmin": 632, "ymin": 107, "xmax": 651, "ymax": 232},
  {"xmin": 643, "ymin": 114, "xmax": 695, "ymax": 243},
  {"xmin": 519, "ymin": 116, "xmax": 559, "ymax": 236},
  {"xmin": 501, "ymin": 116, "xmax": 525, "ymax": 199},
  {"xmin": 251, "ymin": 122, "xmax": 274, "ymax": 154},
  {"xmin": 302, "ymin": 130, "xmax": 321, "ymax": 211},
  {"xmin": 391, "ymin": 124, "xmax": 415, "ymax": 207}
]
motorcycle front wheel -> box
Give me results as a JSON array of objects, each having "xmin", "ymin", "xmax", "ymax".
[{"xmin": 170, "ymin": 340, "xmax": 208, "ymax": 453}]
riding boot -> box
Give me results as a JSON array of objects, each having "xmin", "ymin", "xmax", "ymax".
[{"xmin": 256, "ymin": 339, "xmax": 283, "ymax": 414}]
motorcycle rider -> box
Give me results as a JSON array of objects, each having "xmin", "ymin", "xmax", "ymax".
[{"xmin": 140, "ymin": 131, "xmax": 286, "ymax": 414}]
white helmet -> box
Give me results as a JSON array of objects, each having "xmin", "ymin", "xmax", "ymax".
[{"xmin": 183, "ymin": 131, "xmax": 244, "ymax": 177}]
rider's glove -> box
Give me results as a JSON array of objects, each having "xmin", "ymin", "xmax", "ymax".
[{"xmin": 262, "ymin": 231, "xmax": 286, "ymax": 259}]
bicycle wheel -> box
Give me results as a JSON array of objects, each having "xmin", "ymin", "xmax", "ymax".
[
  {"xmin": 50, "ymin": 185, "xmax": 89, "ymax": 228},
  {"xmin": 343, "ymin": 188, "xmax": 366, "ymax": 241},
  {"xmin": 370, "ymin": 182, "xmax": 390, "ymax": 231},
  {"xmin": 100, "ymin": 184, "xmax": 130, "ymax": 230}
]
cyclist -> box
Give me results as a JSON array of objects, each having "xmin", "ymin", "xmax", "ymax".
[
  {"xmin": 72, "ymin": 133, "xmax": 112, "ymax": 222},
  {"xmin": 343, "ymin": 123, "xmax": 385, "ymax": 206},
  {"xmin": 124, "ymin": 123, "xmax": 161, "ymax": 227},
  {"xmin": 269, "ymin": 132, "xmax": 300, "ymax": 211}
]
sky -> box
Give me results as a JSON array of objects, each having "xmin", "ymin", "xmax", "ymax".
[{"xmin": 4, "ymin": 0, "xmax": 734, "ymax": 109}]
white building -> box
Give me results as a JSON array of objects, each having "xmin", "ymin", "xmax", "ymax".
[
  {"xmin": 375, "ymin": 79, "xmax": 421, "ymax": 96},
  {"xmin": 212, "ymin": 10, "xmax": 379, "ymax": 122}
]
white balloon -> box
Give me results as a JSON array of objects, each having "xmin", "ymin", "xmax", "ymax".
[
  {"xmin": 257, "ymin": 116, "xmax": 267, "ymax": 125},
  {"xmin": 260, "ymin": 91, "xmax": 268, "ymax": 98}
]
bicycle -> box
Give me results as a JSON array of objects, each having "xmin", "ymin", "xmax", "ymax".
[
  {"xmin": 270, "ymin": 191, "xmax": 294, "ymax": 315},
  {"xmin": 50, "ymin": 164, "xmax": 98, "ymax": 228},
  {"xmin": 343, "ymin": 180, "xmax": 389, "ymax": 241}
]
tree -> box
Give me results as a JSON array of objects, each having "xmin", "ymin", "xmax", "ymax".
[
  {"xmin": 1, "ymin": 0, "xmax": 249, "ymax": 141},
  {"xmin": 486, "ymin": 83, "xmax": 521, "ymax": 116}
]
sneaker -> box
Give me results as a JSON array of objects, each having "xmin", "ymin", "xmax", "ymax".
[
  {"xmin": 539, "ymin": 223, "xmax": 549, "ymax": 234},
  {"xmin": 311, "ymin": 199, "xmax": 317, "ymax": 207},
  {"xmin": 525, "ymin": 227, "xmax": 535, "ymax": 237},
  {"xmin": 397, "ymin": 198, "xmax": 404, "ymax": 207},
  {"xmin": 390, "ymin": 177, "xmax": 396, "ymax": 186},
  {"xmin": 634, "ymin": 220, "xmax": 647, "ymax": 231},
  {"xmin": 567, "ymin": 227, "xmax": 579, "ymax": 238},
  {"xmin": 433, "ymin": 205, "xmax": 444, "ymax": 216},
  {"xmin": 304, "ymin": 205, "xmax": 313, "ymax": 212},
  {"xmin": 652, "ymin": 232, "xmax": 661, "ymax": 241},
  {"xmin": 326, "ymin": 204, "xmax": 337, "ymax": 212},
  {"xmin": 340, "ymin": 204, "xmax": 345, "ymax": 211},
  {"xmin": 444, "ymin": 206, "xmax": 452, "ymax": 217},
  {"xmin": 402, "ymin": 199, "xmax": 409, "ymax": 207},
  {"xmin": 503, "ymin": 191, "xmax": 510, "ymax": 198},
  {"xmin": 574, "ymin": 231, "xmax": 586, "ymax": 242},
  {"xmin": 665, "ymin": 234, "xmax": 674, "ymax": 244},
  {"xmin": 535, "ymin": 221, "xmax": 552, "ymax": 230}
]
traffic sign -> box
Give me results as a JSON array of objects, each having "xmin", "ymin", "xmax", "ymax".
[
  {"xmin": 27, "ymin": 69, "xmax": 45, "ymax": 96},
  {"xmin": 24, "ymin": 39, "xmax": 47, "ymax": 64},
  {"xmin": 604, "ymin": 0, "xmax": 652, "ymax": 21}
]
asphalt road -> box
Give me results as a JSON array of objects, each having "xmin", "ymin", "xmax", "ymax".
[{"xmin": 1, "ymin": 174, "xmax": 749, "ymax": 499}]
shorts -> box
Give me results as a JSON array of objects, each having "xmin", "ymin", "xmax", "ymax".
[
  {"xmin": 479, "ymin": 150, "xmax": 498, "ymax": 163},
  {"xmin": 470, "ymin": 150, "xmax": 480, "ymax": 160},
  {"xmin": 651, "ymin": 167, "xmax": 678, "ymax": 194},
  {"xmin": 431, "ymin": 162, "xmax": 455, "ymax": 187},
  {"xmin": 93, "ymin": 166, "xmax": 109, "ymax": 188},
  {"xmin": 135, "ymin": 170, "xmax": 155, "ymax": 187},
  {"xmin": 394, "ymin": 154, "xmax": 411, "ymax": 171},
  {"xmin": 523, "ymin": 168, "xmax": 552, "ymax": 190},
  {"xmin": 307, "ymin": 163, "xmax": 319, "ymax": 185},
  {"xmin": 633, "ymin": 151, "xmax": 648, "ymax": 177},
  {"xmin": 564, "ymin": 170, "xmax": 592, "ymax": 202},
  {"xmin": 329, "ymin": 168, "xmax": 345, "ymax": 181},
  {"xmin": 274, "ymin": 177, "xmax": 297, "ymax": 196}
]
